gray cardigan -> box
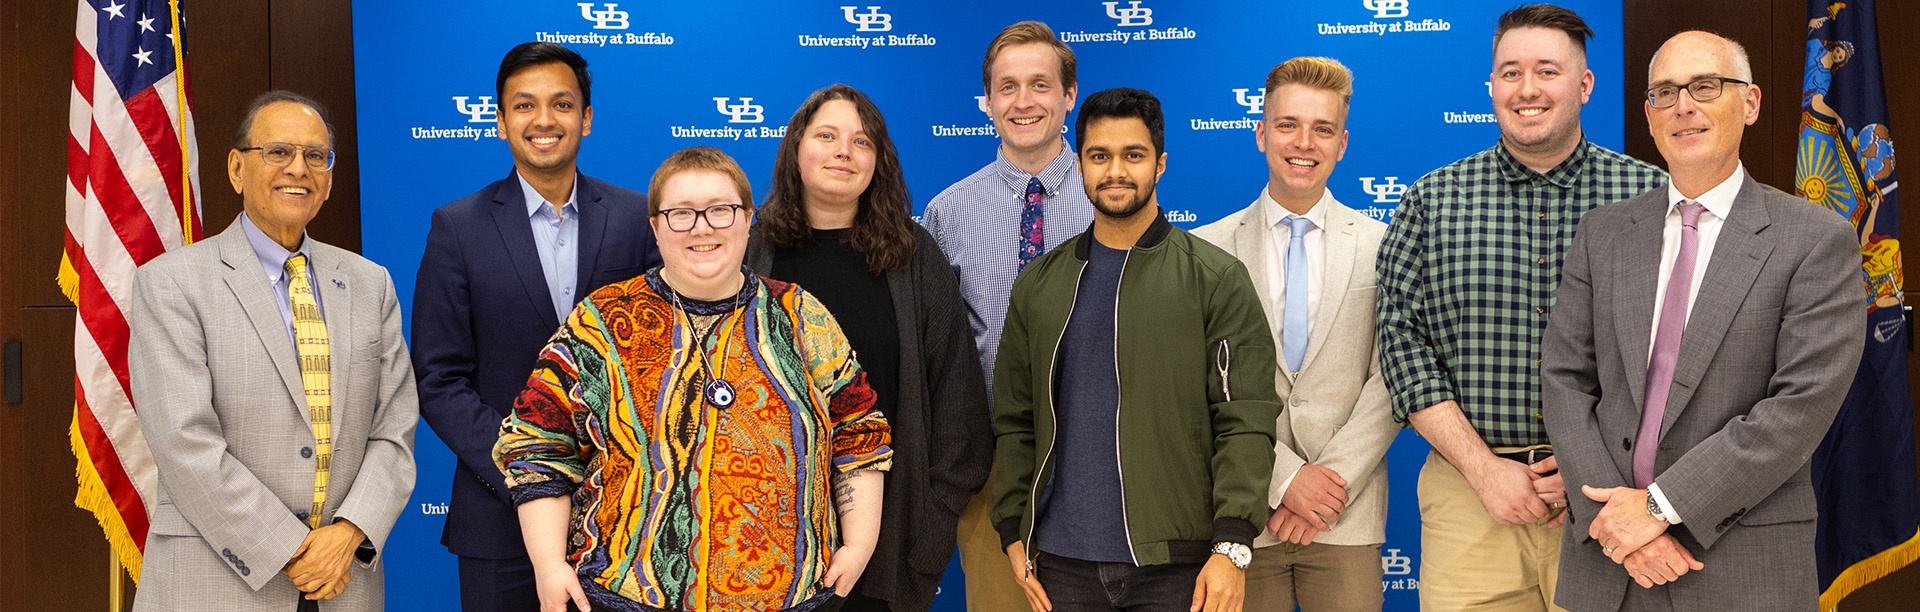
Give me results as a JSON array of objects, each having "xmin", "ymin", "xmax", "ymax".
[{"xmin": 747, "ymin": 222, "xmax": 992, "ymax": 611}]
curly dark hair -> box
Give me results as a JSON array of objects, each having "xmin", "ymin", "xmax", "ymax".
[{"xmin": 759, "ymin": 84, "xmax": 915, "ymax": 273}]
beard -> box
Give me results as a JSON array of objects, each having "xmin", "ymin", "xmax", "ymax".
[{"xmin": 1092, "ymin": 177, "xmax": 1155, "ymax": 220}]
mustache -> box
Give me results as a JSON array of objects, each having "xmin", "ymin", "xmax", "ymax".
[{"xmin": 1096, "ymin": 177, "xmax": 1138, "ymax": 190}]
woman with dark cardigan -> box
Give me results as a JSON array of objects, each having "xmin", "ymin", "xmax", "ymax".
[{"xmin": 746, "ymin": 83, "xmax": 993, "ymax": 612}]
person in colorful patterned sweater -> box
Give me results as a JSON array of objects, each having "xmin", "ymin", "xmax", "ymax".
[{"xmin": 495, "ymin": 146, "xmax": 893, "ymax": 612}]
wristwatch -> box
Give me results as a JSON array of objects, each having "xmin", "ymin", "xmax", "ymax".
[
  {"xmin": 1646, "ymin": 492, "xmax": 1668, "ymax": 523},
  {"xmin": 1212, "ymin": 542, "xmax": 1252, "ymax": 569}
]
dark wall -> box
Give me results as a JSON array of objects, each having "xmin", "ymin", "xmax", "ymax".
[{"xmin": 0, "ymin": 1, "xmax": 358, "ymax": 609}]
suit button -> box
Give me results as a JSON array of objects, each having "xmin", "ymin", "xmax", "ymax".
[
  {"xmin": 1622, "ymin": 438, "xmax": 1632, "ymax": 451},
  {"xmin": 301, "ymin": 447, "xmax": 313, "ymax": 459},
  {"xmin": 1291, "ymin": 397, "xmax": 1306, "ymax": 407},
  {"xmin": 296, "ymin": 510, "xmax": 310, "ymax": 522}
]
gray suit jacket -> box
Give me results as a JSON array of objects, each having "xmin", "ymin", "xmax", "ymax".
[
  {"xmin": 1193, "ymin": 197, "xmax": 1396, "ymax": 547},
  {"xmin": 1541, "ymin": 173, "xmax": 1864, "ymax": 611},
  {"xmin": 130, "ymin": 217, "xmax": 418, "ymax": 611}
]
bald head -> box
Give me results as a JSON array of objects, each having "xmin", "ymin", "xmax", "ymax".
[{"xmin": 1649, "ymin": 31, "xmax": 1752, "ymax": 83}]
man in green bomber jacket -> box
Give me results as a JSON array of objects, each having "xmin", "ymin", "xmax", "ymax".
[{"xmin": 991, "ymin": 87, "xmax": 1283, "ymax": 612}]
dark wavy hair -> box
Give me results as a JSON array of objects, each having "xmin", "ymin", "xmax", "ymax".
[{"xmin": 759, "ymin": 84, "xmax": 915, "ymax": 273}]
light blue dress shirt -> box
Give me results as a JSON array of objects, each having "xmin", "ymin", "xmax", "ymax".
[{"xmin": 518, "ymin": 175, "xmax": 581, "ymax": 321}]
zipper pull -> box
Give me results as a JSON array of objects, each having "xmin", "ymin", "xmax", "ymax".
[{"xmin": 1215, "ymin": 339, "xmax": 1233, "ymax": 401}]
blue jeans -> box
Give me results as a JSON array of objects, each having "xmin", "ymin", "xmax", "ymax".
[{"xmin": 1036, "ymin": 552, "xmax": 1205, "ymax": 611}]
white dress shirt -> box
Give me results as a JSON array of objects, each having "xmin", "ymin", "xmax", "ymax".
[
  {"xmin": 1263, "ymin": 186, "xmax": 1330, "ymax": 366},
  {"xmin": 1645, "ymin": 163, "xmax": 1745, "ymax": 524}
]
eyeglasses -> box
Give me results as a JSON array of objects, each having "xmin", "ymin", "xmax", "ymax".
[
  {"xmin": 655, "ymin": 204, "xmax": 743, "ymax": 232},
  {"xmin": 236, "ymin": 142, "xmax": 336, "ymax": 171},
  {"xmin": 1645, "ymin": 77, "xmax": 1749, "ymax": 109}
]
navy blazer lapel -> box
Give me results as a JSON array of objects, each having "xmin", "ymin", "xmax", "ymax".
[
  {"xmin": 1660, "ymin": 177, "xmax": 1774, "ymax": 436},
  {"xmin": 574, "ymin": 174, "xmax": 608, "ymax": 298},
  {"xmin": 489, "ymin": 170, "xmax": 562, "ymax": 331},
  {"xmin": 216, "ymin": 224, "xmax": 307, "ymax": 412},
  {"xmin": 313, "ymin": 246, "xmax": 354, "ymax": 411},
  {"xmin": 1614, "ymin": 195, "xmax": 1666, "ymax": 410}
]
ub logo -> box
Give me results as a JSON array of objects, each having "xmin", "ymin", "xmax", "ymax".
[
  {"xmin": 975, "ymin": 95, "xmax": 989, "ymax": 114},
  {"xmin": 1103, "ymin": 1, "xmax": 1153, "ymax": 27},
  {"xmin": 577, "ymin": 3, "xmax": 630, "ymax": 30},
  {"xmin": 1360, "ymin": 176, "xmax": 1408, "ymax": 204},
  {"xmin": 1234, "ymin": 88, "xmax": 1265, "ymax": 115},
  {"xmin": 713, "ymin": 97, "xmax": 765, "ymax": 124},
  {"xmin": 1364, "ymin": 0, "xmax": 1410, "ymax": 19},
  {"xmin": 842, "ymin": 6, "xmax": 892, "ymax": 32},
  {"xmin": 1381, "ymin": 548, "xmax": 1413, "ymax": 575},
  {"xmin": 452, "ymin": 96, "xmax": 497, "ymax": 123}
]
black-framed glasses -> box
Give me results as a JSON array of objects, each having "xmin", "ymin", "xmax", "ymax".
[
  {"xmin": 236, "ymin": 142, "xmax": 336, "ymax": 171},
  {"xmin": 655, "ymin": 204, "xmax": 743, "ymax": 232},
  {"xmin": 1645, "ymin": 77, "xmax": 1749, "ymax": 109}
]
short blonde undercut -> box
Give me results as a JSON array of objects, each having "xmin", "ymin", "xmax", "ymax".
[
  {"xmin": 1264, "ymin": 56, "xmax": 1355, "ymax": 110},
  {"xmin": 647, "ymin": 146, "xmax": 753, "ymax": 215}
]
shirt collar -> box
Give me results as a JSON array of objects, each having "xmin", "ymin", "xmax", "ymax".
[
  {"xmin": 1665, "ymin": 162, "xmax": 1744, "ymax": 221},
  {"xmin": 239, "ymin": 211, "xmax": 312, "ymax": 282},
  {"xmin": 1493, "ymin": 135, "xmax": 1592, "ymax": 188},
  {"xmin": 517, "ymin": 173, "xmax": 579, "ymax": 219},
  {"xmin": 993, "ymin": 137, "xmax": 1080, "ymax": 197},
  {"xmin": 1259, "ymin": 186, "xmax": 1332, "ymax": 231}
]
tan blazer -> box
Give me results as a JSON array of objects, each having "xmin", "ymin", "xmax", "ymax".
[
  {"xmin": 130, "ymin": 218, "xmax": 418, "ymax": 611},
  {"xmin": 1193, "ymin": 196, "xmax": 1396, "ymax": 547}
]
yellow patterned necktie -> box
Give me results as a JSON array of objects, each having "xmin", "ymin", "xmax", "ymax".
[{"xmin": 285, "ymin": 254, "xmax": 332, "ymax": 529}]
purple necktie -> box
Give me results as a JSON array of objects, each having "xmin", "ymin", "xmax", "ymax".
[
  {"xmin": 1019, "ymin": 177, "xmax": 1045, "ymax": 271},
  {"xmin": 1634, "ymin": 201, "xmax": 1706, "ymax": 488}
]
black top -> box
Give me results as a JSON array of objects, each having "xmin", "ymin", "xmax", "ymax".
[{"xmin": 770, "ymin": 228, "xmax": 901, "ymax": 422}]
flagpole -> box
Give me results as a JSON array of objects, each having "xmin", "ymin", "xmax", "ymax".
[
  {"xmin": 109, "ymin": 549, "xmax": 124, "ymax": 611},
  {"xmin": 166, "ymin": 0, "xmax": 192, "ymax": 244}
]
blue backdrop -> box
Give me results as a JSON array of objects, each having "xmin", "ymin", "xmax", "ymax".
[{"xmin": 351, "ymin": 1, "xmax": 1628, "ymax": 608}]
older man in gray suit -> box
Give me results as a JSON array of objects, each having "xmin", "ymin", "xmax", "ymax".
[
  {"xmin": 1541, "ymin": 31, "xmax": 1863, "ymax": 611},
  {"xmin": 129, "ymin": 91, "xmax": 417, "ymax": 611},
  {"xmin": 1194, "ymin": 56, "xmax": 1395, "ymax": 612}
]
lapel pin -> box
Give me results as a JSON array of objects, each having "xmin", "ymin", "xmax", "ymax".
[{"xmin": 333, "ymin": 279, "xmax": 345, "ymax": 289}]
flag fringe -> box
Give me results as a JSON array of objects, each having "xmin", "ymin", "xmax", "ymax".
[
  {"xmin": 1820, "ymin": 524, "xmax": 1920, "ymax": 611},
  {"xmin": 57, "ymin": 253, "xmax": 79, "ymax": 304},
  {"xmin": 70, "ymin": 406, "xmax": 143, "ymax": 584}
]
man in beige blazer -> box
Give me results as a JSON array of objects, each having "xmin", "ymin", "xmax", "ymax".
[
  {"xmin": 1193, "ymin": 57, "xmax": 1395, "ymax": 612},
  {"xmin": 130, "ymin": 91, "xmax": 417, "ymax": 611}
]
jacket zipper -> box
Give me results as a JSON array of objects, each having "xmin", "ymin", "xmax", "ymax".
[
  {"xmin": 1025, "ymin": 257, "xmax": 1086, "ymax": 571},
  {"xmin": 1111, "ymin": 248, "xmax": 1139, "ymax": 566}
]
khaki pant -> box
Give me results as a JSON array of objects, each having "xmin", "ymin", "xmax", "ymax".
[
  {"xmin": 1244, "ymin": 541, "xmax": 1384, "ymax": 612},
  {"xmin": 1418, "ymin": 449, "xmax": 1568, "ymax": 612},
  {"xmin": 957, "ymin": 467, "xmax": 1029, "ymax": 612}
]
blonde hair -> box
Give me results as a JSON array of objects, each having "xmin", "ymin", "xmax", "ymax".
[
  {"xmin": 1264, "ymin": 56, "xmax": 1355, "ymax": 109},
  {"xmin": 982, "ymin": 21, "xmax": 1077, "ymax": 89},
  {"xmin": 647, "ymin": 146, "xmax": 753, "ymax": 215}
]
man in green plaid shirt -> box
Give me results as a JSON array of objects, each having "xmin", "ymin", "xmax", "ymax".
[{"xmin": 1374, "ymin": 5, "xmax": 1667, "ymax": 611}]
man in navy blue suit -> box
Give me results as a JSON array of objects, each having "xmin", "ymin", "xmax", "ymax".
[{"xmin": 411, "ymin": 41, "xmax": 660, "ymax": 611}]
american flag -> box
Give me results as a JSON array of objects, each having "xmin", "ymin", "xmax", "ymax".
[{"xmin": 60, "ymin": 0, "xmax": 200, "ymax": 581}]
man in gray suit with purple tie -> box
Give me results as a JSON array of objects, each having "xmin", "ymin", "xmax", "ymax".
[{"xmin": 1541, "ymin": 31, "xmax": 1864, "ymax": 611}]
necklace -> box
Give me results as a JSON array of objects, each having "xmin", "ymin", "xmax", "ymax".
[{"xmin": 667, "ymin": 275, "xmax": 751, "ymax": 409}]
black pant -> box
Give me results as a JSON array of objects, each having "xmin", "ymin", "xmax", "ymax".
[
  {"xmin": 1035, "ymin": 553, "xmax": 1205, "ymax": 611},
  {"xmin": 458, "ymin": 554, "xmax": 541, "ymax": 612}
]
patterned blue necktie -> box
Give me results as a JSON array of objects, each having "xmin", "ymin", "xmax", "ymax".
[
  {"xmin": 1282, "ymin": 216, "xmax": 1312, "ymax": 374},
  {"xmin": 1019, "ymin": 177, "xmax": 1045, "ymax": 271}
]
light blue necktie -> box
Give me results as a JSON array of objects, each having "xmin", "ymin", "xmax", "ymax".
[{"xmin": 1282, "ymin": 216, "xmax": 1312, "ymax": 374}]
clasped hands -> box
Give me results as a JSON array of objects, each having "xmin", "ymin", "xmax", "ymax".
[
  {"xmin": 283, "ymin": 519, "xmax": 366, "ymax": 600},
  {"xmin": 1582, "ymin": 485, "xmax": 1705, "ymax": 588}
]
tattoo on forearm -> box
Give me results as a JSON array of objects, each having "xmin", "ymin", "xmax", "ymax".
[{"xmin": 833, "ymin": 473, "xmax": 857, "ymax": 511}]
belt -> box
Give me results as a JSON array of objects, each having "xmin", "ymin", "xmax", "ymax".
[{"xmin": 1493, "ymin": 446, "xmax": 1553, "ymax": 465}]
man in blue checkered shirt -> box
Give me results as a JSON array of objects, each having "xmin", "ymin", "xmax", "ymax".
[{"xmin": 1374, "ymin": 5, "xmax": 1667, "ymax": 611}]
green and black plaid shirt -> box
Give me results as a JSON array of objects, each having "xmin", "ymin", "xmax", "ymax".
[{"xmin": 1377, "ymin": 139, "xmax": 1667, "ymax": 447}]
